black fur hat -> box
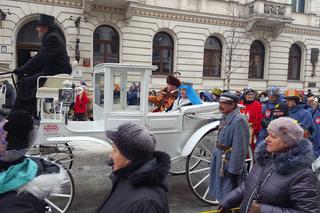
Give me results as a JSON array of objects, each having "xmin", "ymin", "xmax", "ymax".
[
  {"xmin": 166, "ymin": 75, "xmax": 180, "ymax": 87},
  {"xmin": 4, "ymin": 110, "xmax": 34, "ymax": 150},
  {"xmin": 37, "ymin": 14, "xmax": 54, "ymax": 28}
]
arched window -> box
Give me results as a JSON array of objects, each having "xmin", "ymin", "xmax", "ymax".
[
  {"xmin": 152, "ymin": 32, "xmax": 174, "ymax": 74},
  {"xmin": 248, "ymin": 40, "xmax": 265, "ymax": 79},
  {"xmin": 93, "ymin": 26, "xmax": 119, "ymax": 66},
  {"xmin": 17, "ymin": 20, "xmax": 64, "ymax": 67},
  {"xmin": 203, "ymin": 36, "xmax": 222, "ymax": 77},
  {"xmin": 288, "ymin": 44, "xmax": 301, "ymax": 80}
]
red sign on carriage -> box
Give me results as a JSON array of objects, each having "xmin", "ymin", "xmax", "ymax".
[{"xmin": 43, "ymin": 124, "xmax": 60, "ymax": 134}]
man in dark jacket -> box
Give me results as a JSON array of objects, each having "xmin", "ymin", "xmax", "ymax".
[
  {"xmin": 97, "ymin": 122, "xmax": 170, "ymax": 213},
  {"xmin": 13, "ymin": 14, "xmax": 72, "ymax": 117}
]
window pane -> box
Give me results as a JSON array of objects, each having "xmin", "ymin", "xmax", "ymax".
[
  {"xmin": 93, "ymin": 26, "xmax": 119, "ymax": 66},
  {"xmin": 288, "ymin": 44, "xmax": 301, "ymax": 80},
  {"xmin": 203, "ymin": 37, "xmax": 222, "ymax": 77},
  {"xmin": 249, "ymin": 40, "xmax": 265, "ymax": 79},
  {"xmin": 152, "ymin": 32, "xmax": 174, "ymax": 74},
  {"xmin": 95, "ymin": 73, "xmax": 104, "ymax": 107},
  {"xmin": 298, "ymin": 0, "xmax": 305, "ymax": 13}
]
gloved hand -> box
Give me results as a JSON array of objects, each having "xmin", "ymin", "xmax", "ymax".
[
  {"xmin": 217, "ymin": 204, "xmax": 225, "ymax": 213},
  {"xmin": 13, "ymin": 68, "xmax": 21, "ymax": 74},
  {"xmin": 249, "ymin": 201, "xmax": 261, "ymax": 213}
]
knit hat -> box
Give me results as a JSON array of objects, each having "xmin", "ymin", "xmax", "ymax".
[
  {"xmin": 106, "ymin": 122, "xmax": 156, "ymax": 162},
  {"xmin": 273, "ymin": 103, "xmax": 289, "ymax": 114},
  {"xmin": 267, "ymin": 117, "xmax": 304, "ymax": 147},
  {"xmin": 243, "ymin": 87, "xmax": 254, "ymax": 95},
  {"xmin": 212, "ymin": 88, "xmax": 222, "ymax": 96},
  {"xmin": 166, "ymin": 75, "xmax": 181, "ymax": 87}
]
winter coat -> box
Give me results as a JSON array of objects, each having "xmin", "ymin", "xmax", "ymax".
[
  {"xmin": 0, "ymin": 157, "xmax": 67, "ymax": 213},
  {"xmin": 221, "ymin": 139, "xmax": 320, "ymax": 213},
  {"xmin": 74, "ymin": 91, "xmax": 89, "ymax": 114},
  {"xmin": 288, "ymin": 104, "xmax": 316, "ymax": 144},
  {"xmin": 240, "ymin": 100, "xmax": 262, "ymax": 137},
  {"xmin": 97, "ymin": 151, "xmax": 170, "ymax": 213},
  {"xmin": 148, "ymin": 88, "xmax": 178, "ymax": 112},
  {"xmin": 262, "ymin": 99, "xmax": 283, "ymax": 119},
  {"xmin": 170, "ymin": 97, "xmax": 191, "ymax": 111},
  {"xmin": 1, "ymin": 81, "xmax": 16, "ymax": 108},
  {"xmin": 209, "ymin": 108, "xmax": 250, "ymax": 201},
  {"xmin": 309, "ymin": 107, "xmax": 320, "ymax": 157},
  {"xmin": 15, "ymin": 28, "xmax": 72, "ymax": 100}
]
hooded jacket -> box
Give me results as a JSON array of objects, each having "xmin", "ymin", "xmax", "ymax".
[
  {"xmin": 221, "ymin": 139, "xmax": 320, "ymax": 213},
  {"xmin": 97, "ymin": 151, "xmax": 170, "ymax": 213},
  {"xmin": 0, "ymin": 157, "xmax": 67, "ymax": 213}
]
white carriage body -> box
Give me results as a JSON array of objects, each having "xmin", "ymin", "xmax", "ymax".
[{"xmin": 35, "ymin": 63, "xmax": 221, "ymax": 159}]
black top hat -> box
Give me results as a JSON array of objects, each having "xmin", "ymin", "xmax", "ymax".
[{"xmin": 37, "ymin": 14, "xmax": 54, "ymax": 27}]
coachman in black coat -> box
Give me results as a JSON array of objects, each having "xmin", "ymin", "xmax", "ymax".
[{"xmin": 13, "ymin": 14, "xmax": 72, "ymax": 116}]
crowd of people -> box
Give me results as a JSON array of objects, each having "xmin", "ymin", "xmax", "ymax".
[{"xmin": 1, "ymin": 12, "xmax": 320, "ymax": 213}]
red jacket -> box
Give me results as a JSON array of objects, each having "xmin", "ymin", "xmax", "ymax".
[
  {"xmin": 74, "ymin": 92, "xmax": 89, "ymax": 113},
  {"xmin": 239, "ymin": 100, "xmax": 263, "ymax": 136}
]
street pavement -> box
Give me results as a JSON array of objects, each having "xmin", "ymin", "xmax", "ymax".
[{"xmin": 65, "ymin": 141, "xmax": 217, "ymax": 213}]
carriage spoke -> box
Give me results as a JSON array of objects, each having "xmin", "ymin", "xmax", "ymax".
[
  {"xmin": 190, "ymin": 167, "xmax": 210, "ymax": 174},
  {"xmin": 44, "ymin": 198, "xmax": 63, "ymax": 213},
  {"xmin": 50, "ymin": 193, "xmax": 72, "ymax": 198},
  {"xmin": 193, "ymin": 174, "xmax": 210, "ymax": 189},
  {"xmin": 200, "ymin": 144, "xmax": 212, "ymax": 156},
  {"xmin": 203, "ymin": 186, "xmax": 209, "ymax": 199},
  {"xmin": 190, "ymin": 155, "xmax": 211, "ymax": 163}
]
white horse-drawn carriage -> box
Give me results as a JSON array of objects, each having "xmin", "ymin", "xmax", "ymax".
[{"xmin": 2, "ymin": 64, "xmax": 255, "ymax": 213}]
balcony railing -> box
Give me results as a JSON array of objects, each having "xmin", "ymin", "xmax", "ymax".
[{"xmin": 246, "ymin": 0, "xmax": 293, "ymax": 32}]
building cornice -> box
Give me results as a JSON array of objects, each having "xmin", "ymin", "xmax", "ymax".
[
  {"xmin": 21, "ymin": 0, "xmax": 82, "ymax": 7},
  {"xmin": 90, "ymin": 3, "xmax": 320, "ymax": 37}
]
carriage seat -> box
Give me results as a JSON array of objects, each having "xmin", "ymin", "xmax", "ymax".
[{"xmin": 36, "ymin": 74, "xmax": 72, "ymax": 100}]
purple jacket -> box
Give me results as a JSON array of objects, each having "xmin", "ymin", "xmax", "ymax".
[{"xmin": 221, "ymin": 139, "xmax": 320, "ymax": 213}]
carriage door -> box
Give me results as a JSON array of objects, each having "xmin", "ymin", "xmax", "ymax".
[{"xmin": 16, "ymin": 20, "xmax": 65, "ymax": 67}]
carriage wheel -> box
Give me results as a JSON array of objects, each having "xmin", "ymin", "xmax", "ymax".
[
  {"xmin": 28, "ymin": 143, "xmax": 74, "ymax": 169},
  {"xmin": 44, "ymin": 161, "xmax": 75, "ymax": 213},
  {"xmin": 170, "ymin": 155, "xmax": 201, "ymax": 175},
  {"xmin": 186, "ymin": 128, "xmax": 254, "ymax": 204}
]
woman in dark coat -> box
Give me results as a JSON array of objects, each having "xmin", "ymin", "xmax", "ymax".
[
  {"xmin": 97, "ymin": 122, "xmax": 170, "ymax": 213},
  {"xmin": 219, "ymin": 117, "xmax": 320, "ymax": 213},
  {"xmin": 0, "ymin": 110, "xmax": 67, "ymax": 212},
  {"xmin": 13, "ymin": 14, "xmax": 72, "ymax": 116}
]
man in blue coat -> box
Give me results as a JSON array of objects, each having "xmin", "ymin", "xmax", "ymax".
[
  {"xmin": 13, "ymin": 14, "xmax": 72, "ymax": 117},
  {"xmin": 209, "ymin": 92, "xmax": 249, "ymax": 202},
  {"xmin": 284, "ymin": 89, "xmax": 316, "ymax": 153}
]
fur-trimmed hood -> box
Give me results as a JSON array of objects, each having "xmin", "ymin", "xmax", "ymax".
[
  {"xmin": 17, "ymin": 168, "xmax": 67, "ymax": 199},
  {"xmin": 255, "ymin": 139, "xmax": 315, "ymax": 175},
  {"xmin": 128, "ymin": 151, "xmax": 170, "ymax": 191}
]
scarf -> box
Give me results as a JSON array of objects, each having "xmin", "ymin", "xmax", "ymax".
[{"xmin": 0, "ymin": 158, "xmax": 38, "ymax": 194}]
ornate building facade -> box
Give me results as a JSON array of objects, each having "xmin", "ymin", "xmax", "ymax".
[{"xmin": 0, "ymin": 0, "xmax": 320, "ymax": 91}]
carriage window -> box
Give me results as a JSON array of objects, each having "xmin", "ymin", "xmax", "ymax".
[
  {"xmin": 94, "ymin": 73, "xmax": 104, "ymax": 107},
  {"xmin": 112, "ymin": 72, "xmax": 142, "ymax": 112},
  {"xmin": 203, "ymin": 36, "xmax": 222, "ymax": 77},
  {"xmin": 152, "ymin": 32, "xmax": 174, "ymax": 74},
  {"xmin": 93, "ymin": 26, "xmax": 119, "ymax": 66}
]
